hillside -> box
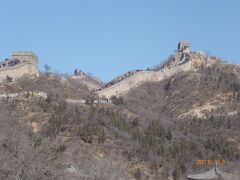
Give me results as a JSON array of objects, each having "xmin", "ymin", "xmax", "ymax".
[
  {"xmin": 0, "ymin": 60, "xmax": 240, "ymax": 179},
  {"xmin": 121, "ymin": 61, "xmax": 240, "ymax": 178}
]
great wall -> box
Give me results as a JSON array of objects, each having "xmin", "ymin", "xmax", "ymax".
[
  {"xmin": 0, "ymin": 42, "xmax": 212, "ymax": 98},
  {"xmin": 0, "ymin": 91, "xmax": 112, "ymax": 105},
  {"xmin": 71, "ymin": 69, "xmax": 103, "ymax": 90},
  {"xmin": 96, "ymin": 60, "xmax": 193, "ymax": 98},
  {"xmin": 96, "ymin": 42, "xmax": 210, "ymax": 98},
  {"xmin": 0, "ymin": 51, "xmax": 39, "ymax": 81}
]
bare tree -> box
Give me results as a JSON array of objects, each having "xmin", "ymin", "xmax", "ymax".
[{"xmin": 44, "ymin": 64, "xmax": 51, "ymax": 75}]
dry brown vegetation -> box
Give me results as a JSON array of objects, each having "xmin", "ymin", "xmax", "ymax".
[
  {"xmin": 0, "ymin": 62, "xmax": 240, "ymax": 179},
  {"xmin": 122, "ymin": 62, "xmax": 240, "ymax": 178}
]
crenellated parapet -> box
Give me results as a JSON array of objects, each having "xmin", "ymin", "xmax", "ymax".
[
  {"xmin": 0, "ymin": 51, "xmax": 39, "ymax": 81},
  {"xmin": 96, "ymin": 42, "xmax": 199, "ymax": 98},
  {"xmin": 12, "ymin": 51, "xmax": 38, "ymax": 69}
]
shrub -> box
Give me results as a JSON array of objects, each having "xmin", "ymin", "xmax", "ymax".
[{"xmin": 110, "ymin": 95, "xmax": 124, "ymax": 105}]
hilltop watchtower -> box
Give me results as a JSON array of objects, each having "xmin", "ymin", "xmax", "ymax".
[
  {"xmin": 175, "ymin": 41, "xmax": 192, "ymax": 65},
  {"xmin": 74, "ymin": 69, "xmax": 85, "ymax": 76},
  {"xmin": 0, "ymin": 51, "xmax": 39, "ymax": 81},
  {"xmin": 178, "ymin": 41, "xmax": 191, "ymax": 53},
  {"xmin": 12, "ymin": 51, "xmax": 38, "ymax": 69}
]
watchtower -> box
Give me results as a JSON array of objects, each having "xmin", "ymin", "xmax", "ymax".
[
  {"xmin": 0, "ymin": 51, "xmax": 39, "ymax": 81},
  {"xmin": 74, "ymin": 69, "xmax": 85, "ymax": 76},
  {"xmin": 12, "ymin": 51, "xmax": 38, "ymax": 69},
  {"xmin": 178, "ymin": 41, "xmax": 191, "ymax": 53}
]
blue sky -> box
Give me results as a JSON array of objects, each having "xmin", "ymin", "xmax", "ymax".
[{"xmin": 0, "ymin": 0, "xmax": 240, "ymax": 82}]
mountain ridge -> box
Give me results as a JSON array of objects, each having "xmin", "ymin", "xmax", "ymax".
[{"xmin": 0, "ymin": 44, "xmax": 240, "ymax": 179}]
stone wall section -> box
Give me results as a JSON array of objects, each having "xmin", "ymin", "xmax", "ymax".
[
  {"xmin": 0, "ymin": 51, "xmax": 39, "ymax": 81},
  {"xmin": 97, "ymin": 60, "xmax": 193, "ymax": 98}
]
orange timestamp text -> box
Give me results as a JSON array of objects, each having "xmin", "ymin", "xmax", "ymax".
[{"xmin": 196, "ymin": 159, "xmax": 225, "ymax": 165}]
